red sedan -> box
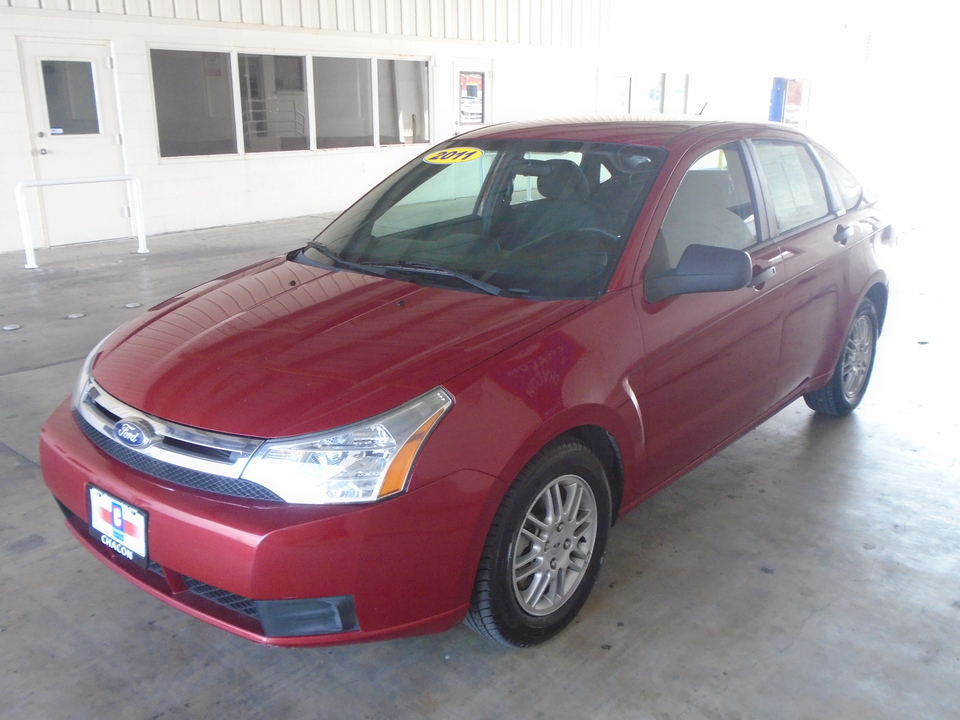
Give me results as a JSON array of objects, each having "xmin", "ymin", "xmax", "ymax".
[{"xmin": 40, "ymin": 119, "xmax": 892, "ymax": 647}]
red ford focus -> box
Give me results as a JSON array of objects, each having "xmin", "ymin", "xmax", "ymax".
[{"xmin": 40, "ymin": 119, "xmax": 893, "ymax": 647}]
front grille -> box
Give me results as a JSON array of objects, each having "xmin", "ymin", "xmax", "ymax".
[
  {"xmin": 183, "ymin": 576, "xmax": 259, "ymax": 618},
  {"xmin": 74, "ymin": 411, "xmax": 284, "ymax": 502},
  {"xmin": 149, "ymin": 560, "xmax": 257, "ymax": 618}
]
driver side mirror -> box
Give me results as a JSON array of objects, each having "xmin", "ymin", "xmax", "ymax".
[{"xmin": 644, "ymin": 244, "xmax": 752, "ymax": 304}]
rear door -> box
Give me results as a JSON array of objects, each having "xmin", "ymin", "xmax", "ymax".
[{"xmin": 747, "ymin": 138, "xmax": 858, "ymax": 401}]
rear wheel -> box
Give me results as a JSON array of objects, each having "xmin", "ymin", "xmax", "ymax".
[
  {"xmin": 465, "ymin": 439, "xmax": 611, "ymax": 647},
  {"xmin": 804, "ymin": 298, "xmax": 879, "ymax": 416}
]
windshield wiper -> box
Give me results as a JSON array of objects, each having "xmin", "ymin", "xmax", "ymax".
[
  {"xmin": 375, "ymin": 262, "xmax": 503, "ymax": 296},
  {"xmin": 305, "ymin": 241, "xmax": 391, "ymax": 278},
  {"xmin": 304, "ymin": 244, "xmax": 503, "ymax": 297}
]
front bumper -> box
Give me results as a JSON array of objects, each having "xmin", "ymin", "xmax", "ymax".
[{"xmin": 40, "ymin": 399, "xmax": 502, "ymax": 646}]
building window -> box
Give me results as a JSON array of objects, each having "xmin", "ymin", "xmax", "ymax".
[
  {"xmin": 238, "ymin": 54, "xmax": 309, "ymax": 153},
  {"xmin": 378, "ymin": 59, "xmax": 429, "ymax": 145},
  {"xmin": 151, "ymin": 50, "xmax": 430, "ymax": 157},
  {"xmin": 41, "ymin": 61, "xmax": 99, "ymax": 135},
  {"xmin": 459, "ymin": 72, "xmax": 485, "ymax": 125},
  {"xmin": 151, "ymin": 50, "xmax": 237, "ymax": 157},
  {"xmin": 314, "ymin": 57, "xmax": 374, "ymax": 149}
]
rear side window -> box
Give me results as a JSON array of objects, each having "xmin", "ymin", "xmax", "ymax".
[
  {"xmin": 753, "ymin": 140, "xmax": 830, "ymax": 234},
  {"xmin": 818, "ymin": 150, "xmax": 863, "ymax": 211}
]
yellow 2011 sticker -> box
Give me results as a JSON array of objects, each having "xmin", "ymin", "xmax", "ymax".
[{"xmin": 423, "ymin": 147, "xmax": 484, "ymax": 164}]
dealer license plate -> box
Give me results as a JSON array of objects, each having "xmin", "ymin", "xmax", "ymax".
[{"xmin": 88, "ymin": 486, "xmax": 148, "ymax": 567}]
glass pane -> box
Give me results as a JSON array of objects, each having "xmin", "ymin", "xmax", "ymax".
[
  {"xmin": 303, "ymin": 139, "xmax": 665, "ymax": 300},
  {"xmin": 41, "ymin": 61, "xmax": 99, "ymax": 135},
  {"xmin": 459, "ymin": 72, "xmax": 484, "ymax": 125},
  {"xmin": 614, "ymin": 76, "xmax": 631, "ymax": 114},
  {"xmin": 509, "ymin": 151, "xmax": 584, "ymax": 206},
  {"xmin": 372, "ymin": 151, "xmax": 497, "ymax": 237},
  {"xmin": 634, "ymin": 73, "xmax": 664, "ymax": 114},
  {"xmin": 151, "ymin": 50, "xmax": 237, "ymax": 157},
  {"xmin": 239, "ymin": 54, "xmax": 309, "ymax": 153},
  {"xmin": 819, "ymin": 151, "xmax": 863, "ymax": 211},
  {"xmin": 313, "ymin": 57, "xmax": 373, "ymax": 149},
  {"xmin": 653, "ymin": 144, "xmax": 758, "ymax": 271},
  {"xmin": 754, "ymin": 140, "xmax": 830, "ymax": 233},
  {"xmin": 378, "ymin": 60, "xmax": 429, "ymax": 145}
]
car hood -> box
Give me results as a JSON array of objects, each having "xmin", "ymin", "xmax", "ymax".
[{"xmin": 92, "ymin": 258, "xmax": 585, "ymax": 438}]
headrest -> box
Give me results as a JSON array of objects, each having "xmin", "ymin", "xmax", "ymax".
[
  {"xmin": 537, "ymin": 159, "xmax": 590, "ymax": 200},
  {"xmin": 674, "ymin": 170, "xmax": 734, "ymax": 210}
]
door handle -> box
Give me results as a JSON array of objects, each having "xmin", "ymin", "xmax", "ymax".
[
  {"xmin": 834, "ymin": 224, "xmax": 854, "ymax": 244},
  {"xmin": 748, "ymin": 265, "xmax": 776, "ymax": 288},
  {"xmin": 39, "ymin": 148, "xmax": 49, "ymax": 155}
]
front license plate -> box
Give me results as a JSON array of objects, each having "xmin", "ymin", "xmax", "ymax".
[{"xmin": 87, "ymin": 486, "xmax": 148, "ymax": 568}]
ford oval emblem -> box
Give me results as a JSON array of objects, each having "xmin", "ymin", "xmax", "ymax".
[{"xmin": 114, "ymin": 419, "xmax": 152, "ymax": 448}]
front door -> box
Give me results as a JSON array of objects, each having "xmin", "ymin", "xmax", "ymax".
[
  {"xmin": 19, "ymin": 38, "xmax": 129, "ymax": 247},
  {"xmin": 632, "ymin": 141, "xmax": 785, "ymax": 489}
]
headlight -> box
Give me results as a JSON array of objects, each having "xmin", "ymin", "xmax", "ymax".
[
  {"xmin": 240, "ymin": 388, "xmax": 453, "ymax": 504},
  {"xmin": 72, "ymin": 330, "xmax": 117, "ymax": 409}
]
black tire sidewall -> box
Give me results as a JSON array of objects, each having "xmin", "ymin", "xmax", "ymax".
[
  {"xmin": 833, "ymin": 298, "xmax": 879, "ymax": 412},
  {"xmin": 483, "ymin": 441, "xmax": 611, "ymax": 646}
]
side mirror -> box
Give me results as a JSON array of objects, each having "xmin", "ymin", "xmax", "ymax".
[{"xmin": 644, "ymin": 244, "xmax": 752, "ymax": 304}]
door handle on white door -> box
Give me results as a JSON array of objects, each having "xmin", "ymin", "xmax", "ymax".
[{"xmin": 39, "ymin": 148, "xmax": 49, "ymax": 155}]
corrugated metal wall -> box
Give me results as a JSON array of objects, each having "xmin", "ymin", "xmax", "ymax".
[{"xmin": 5, "ymin": 0, "xmax": 609, "ymax": 46}]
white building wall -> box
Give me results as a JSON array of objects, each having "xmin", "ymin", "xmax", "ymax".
[{"xmin": 0, "ymin": 0, "xmax": 612, "ymax": 255}]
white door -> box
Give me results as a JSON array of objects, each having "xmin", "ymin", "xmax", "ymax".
[{"xmin": 19, "ymin": 38, "xmax": 130, "ymax": 247}]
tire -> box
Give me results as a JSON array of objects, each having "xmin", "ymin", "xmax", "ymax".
[
  {"xmin": 465, "ymin": 439, "xmax": 612, "ymax": 647},
  {"xmin": 803, "ymin": 298, "xmax": 879, "ymax": 417}
]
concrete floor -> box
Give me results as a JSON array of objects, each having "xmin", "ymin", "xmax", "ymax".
[{"xmin": 1, "ymin": 216, "xmax": 957, "ymax": 720}]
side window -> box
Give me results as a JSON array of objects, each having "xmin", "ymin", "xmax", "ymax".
[
  {"xmin": 649, "ymin": 143, "xmax": 759, "ymax": 272},
  {"xmin": 818, "ymin": 150, "xmax": 863, "ymax": 211},
  {"xmin": 753, "ymin": 140, "xmax": 830, "ymax": 234}
]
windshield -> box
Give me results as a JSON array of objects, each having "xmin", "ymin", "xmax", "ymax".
[{"xmin": 297, "ymin": 138, "xmax": 666, "ymax": 300}]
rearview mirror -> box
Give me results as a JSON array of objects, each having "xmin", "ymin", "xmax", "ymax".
[{"xmin": 644, "ymin": 244, "xmax": 752, "ymax": 304}]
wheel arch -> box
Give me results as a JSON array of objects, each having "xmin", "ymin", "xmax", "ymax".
[
  {"xmin": 561, "ymin": 425, "xmax": 625, "ymax": 524},
  {"xmin": 496, "ymin": 415, "xmax": 629, "ymax": 527},
  {"xmin": 864, "ymin": 281, "xmax": 888, "ymax": 334}
]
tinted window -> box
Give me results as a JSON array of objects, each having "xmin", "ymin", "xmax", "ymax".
[
  {"xmin": 151, "ymin": 50, "xmax": 237, "ymax": 157},
  {"xmin": 377, "ymin": 60, "xmax": 429, "ymax": 145},
  {"xmin": 239, "ymin": 54, "xmax": 309, "ymax": 153},
  {"xmin": 301, "ymin": 140, "xmax": 665, "ymax": 300},
  {"xmin": 314, "ymin": 57, "xmax": 373, "ymax": 149},
  {"xmin": 41, "ymin": 61, "xmax": 99, "ymax": 135},
  {"xmin": 648, "ymin": 143, "xmax": 758, "ymax": 273},
  {"xmin": 754, "ymin": 140, "xmax": 830, "ymax": 234}
]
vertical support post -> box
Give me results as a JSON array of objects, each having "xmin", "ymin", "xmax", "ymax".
[{"xmin": 14, "ymin": 175, "xmax": 149, "ymax": 268}]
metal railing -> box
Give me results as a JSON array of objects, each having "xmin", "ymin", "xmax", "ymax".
[{"xmin": 15, "ymin": 175, "xmax": 148, "ymax": 269}]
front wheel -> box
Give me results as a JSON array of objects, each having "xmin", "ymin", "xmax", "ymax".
[
  {"xmin": 804, "ymin": 298, "xmax": 879, "ymax": 416},
  {"xmin": 465, "ymin": 439, "xmax": 611, "ymax": 647}
]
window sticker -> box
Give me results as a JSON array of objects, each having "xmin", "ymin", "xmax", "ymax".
[{"xmin": 423, "ymin": 147, "xmax": 484, "ymax": 164}]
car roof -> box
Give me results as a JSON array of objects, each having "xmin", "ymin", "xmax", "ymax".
[{"xmin": 461, "ymin": 116, "xmax": 810, "ymax": 150}]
